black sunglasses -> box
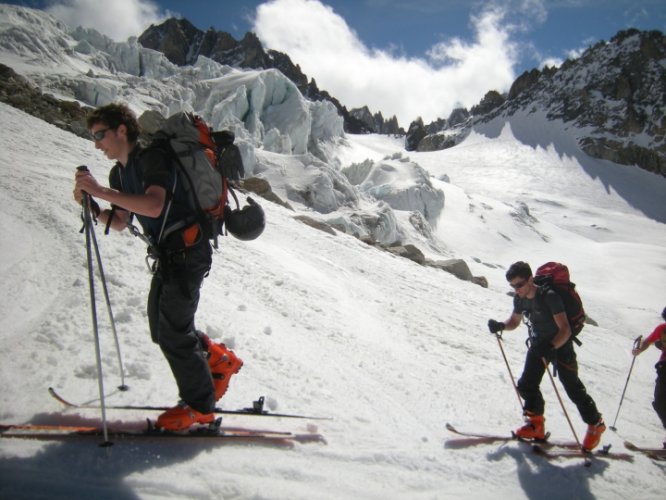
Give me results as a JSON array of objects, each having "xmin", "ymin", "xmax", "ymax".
[
  {"xmin": 91, "ymin": 128, "xmax": 112, "ymax": 141},
  {"xmin": 510, "ymin": 280, "xmax": 527, "ymax": 290}
]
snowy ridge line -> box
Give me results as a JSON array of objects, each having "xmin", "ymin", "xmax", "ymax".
[{"xmin": 48, "ymin": 387, "xmax": 333, "ymax": 420}]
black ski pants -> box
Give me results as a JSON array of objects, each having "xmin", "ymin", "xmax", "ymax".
[
  {"xmin": 147, "ymin": 239, "xmax": 215, "ymax": 414},
  {"xmin": 653, "ymin": 361, "xmax": 666, "ymax": 429},
  {"xmin": 517, "ymin": 341, "xmax": 601, "ymax": 425}
]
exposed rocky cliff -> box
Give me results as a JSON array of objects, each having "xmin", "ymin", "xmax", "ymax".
[{"xmin": 0, "ymin": 63, "xmax": 89, "ymax": 138}]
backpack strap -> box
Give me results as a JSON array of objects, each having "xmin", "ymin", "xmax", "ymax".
[
  {"xmin": 104, "ymin": 206, "xmax": 116, "ymax": 235},
  {"xmin": 536, "ymin": 285, "xmax": 582, "ymax": 346},
  {"xmin": 131, "ymin": 143, "xmax": 187, "ymax": 250},
  {"xmin": 155, "ymin": 170, "xmax": 178, "ymax": 247}
]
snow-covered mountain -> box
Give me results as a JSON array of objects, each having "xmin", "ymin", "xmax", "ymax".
[
  {"xmin": 1, "ymin": 5, "xmax": 666, "ymax": 499},
  {"xmin": 0, "ymin": 4, "xmax": 462, "ymax": 262},
  {"xmin": 409, "ymin": 29, "xmax": 666, "ymax": 180},
  {"xmin": 136, "ymin": 16, "xmax": 403, "ymax": 135}
]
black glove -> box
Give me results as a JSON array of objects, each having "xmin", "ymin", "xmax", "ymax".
[
  {"xmin": 488, "ymin": 319, "xmax": 505, "ymax": 334},
  {"xmin": 531, "ymin": 341, "xmax": 557, "ymax": 363}
]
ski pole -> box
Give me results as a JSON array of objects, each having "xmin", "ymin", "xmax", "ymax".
[
  {"xmin": 495, "ymin": 331, "xmax": 524, "ymax": 411},
  {"xmin": 89, "ymin": 206, "xmax": 128, "ymax": 392},
  {"xmin": 609, "ymin": 335, "xmax": 642, "ymax": 431},
  {"xmin": 78, "ymin": 165, "xmax": 110, "ymax": 446},
  {"xmin": 78, "ymin": 164, "xmax": 128, "ymax": 390},
  {"xmin": 543, "ymin": 358, "xmax": 581, "ymax": 447}
]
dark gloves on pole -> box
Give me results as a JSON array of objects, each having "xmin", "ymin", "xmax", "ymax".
[{"xmin": 488, "ymin": 319, "xmax": 505, "ymax": 334}]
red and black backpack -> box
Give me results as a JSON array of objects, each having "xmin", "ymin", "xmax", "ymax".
[{"xmin": 533, "ymin": 262, "xmax": 586, "ymax": 345}]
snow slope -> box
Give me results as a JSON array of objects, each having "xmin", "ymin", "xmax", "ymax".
[{"xmin": 1, "ymin": 101, "xmax": 665, "ymax": 499}]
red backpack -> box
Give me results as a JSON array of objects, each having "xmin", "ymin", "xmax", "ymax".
[{"xmin": 534, "ymin": 262, "xmax": 586, "ymax": 344}]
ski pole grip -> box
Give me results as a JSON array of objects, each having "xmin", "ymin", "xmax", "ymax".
[{"xmin": 77, "ymin": 165, "xmax": 90, "ymax": 201}]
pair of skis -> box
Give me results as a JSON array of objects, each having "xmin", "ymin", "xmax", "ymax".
[
  {"xmin": 445, "ymin": 423, "xmax": 634, "ymax": 465},
  {"xmin": 0, "ymin": 389, "xmax": 328, "ymax": 446},
  {"xmin": 0, "ymin": 420, "xmax": 324, "ymax": 446}
]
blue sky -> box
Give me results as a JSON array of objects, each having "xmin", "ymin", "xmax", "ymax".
[{"xmin": 5, "ymin": 0, "xmax": 665, "ymax": 126}]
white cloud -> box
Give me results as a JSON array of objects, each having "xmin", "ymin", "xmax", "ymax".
[
  {"xmin": 253, "ymin": 0, "xmax": 521, "ymax": 127},
  {"xmin": 45, "ymin": 0, "xmax": 168, "ymax": 42}
]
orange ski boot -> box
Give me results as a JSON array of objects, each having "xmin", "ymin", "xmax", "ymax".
[
  {"xmin": 515, "ymin": 412, "xmax": 546, "ymax": 440},
  {"xmin": 155, "ymin": 402, "xmax": 215, "ymax": 432},
  {"xmin": 199, "ymin": 333, "xmax": 243, "ymax": 401},
  {"xmin": 582, "ymin": 419, "xmax": 606, "ymax": 451}
]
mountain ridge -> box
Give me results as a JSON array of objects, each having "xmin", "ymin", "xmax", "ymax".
[
  {"xmin": 135, "ymin": 15, "xmax": 665, "ymax": 179},
  {"xmin": 0, "ymin": 5, "xmax": 663, "ymax": 184},
  {"xmin": 407, "ymin": 29, "xmax": 666, "ymax": 178},
  {"xmin": 137, "ymin": 17, "xmax": 403, "ymax": 136}
]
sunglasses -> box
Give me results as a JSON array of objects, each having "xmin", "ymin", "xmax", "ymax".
[
  {"xmin": 510, "ymin": 280, "xmax": 527, "ymax": 290},
  {"xmin": 91, "ymin": 128, "xmax": 112, "ymax": 141}
]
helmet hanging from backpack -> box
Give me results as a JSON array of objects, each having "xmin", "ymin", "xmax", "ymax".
[{"xmin": 224, "ymin": 197, "xmax": 265, "ymax": 241}]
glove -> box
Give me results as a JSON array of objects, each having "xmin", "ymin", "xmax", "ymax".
[
  {"xmin": 532, "ymin": 341, "xmax": 557, "ymax": 363},
  {"xmin": 488, "ymin": 319, "xmax": 505, "ymax": 334}
]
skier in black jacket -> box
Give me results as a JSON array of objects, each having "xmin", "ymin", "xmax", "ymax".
[
  {"xmin": 488, "ymin": 261, "xmax": 605, "ymax": 450},
  {"xmin": 74, "ymin": 103, "xmax": 242, "ymax": 431}
]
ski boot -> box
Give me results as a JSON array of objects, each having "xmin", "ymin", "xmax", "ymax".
[
  {"xmin": 515, "ymin": 412, "xmax": 546, "ymax": 440},
  {"xmin": 156, "ymin": 402, "xmax": 215, "ymax": 432},
  {"xmin": 582, "ymin": 419, "xmax": 606, "ymax": 451},
  {"xmin": 198, "ymin": 332, "xmax": 243, "ymax": 401}
]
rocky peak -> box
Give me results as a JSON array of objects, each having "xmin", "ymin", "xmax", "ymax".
[
  {"xmin": 469, "ymin": 90, "xmax": 505, "ymax": 116},
  {"xmin": 138, "ymin": 18, "xmax": 202, "ymax": 66},
  {"xmin": 349, "ymin": 106, "xmax": 402, "ymax": 135},
  {"xmin": 138, "ymin": 18, "xmax": 402, "ymax": 135},
  {"xmin": 507, "ymin": 68, "xmax": 541, "ymax": 100}
]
